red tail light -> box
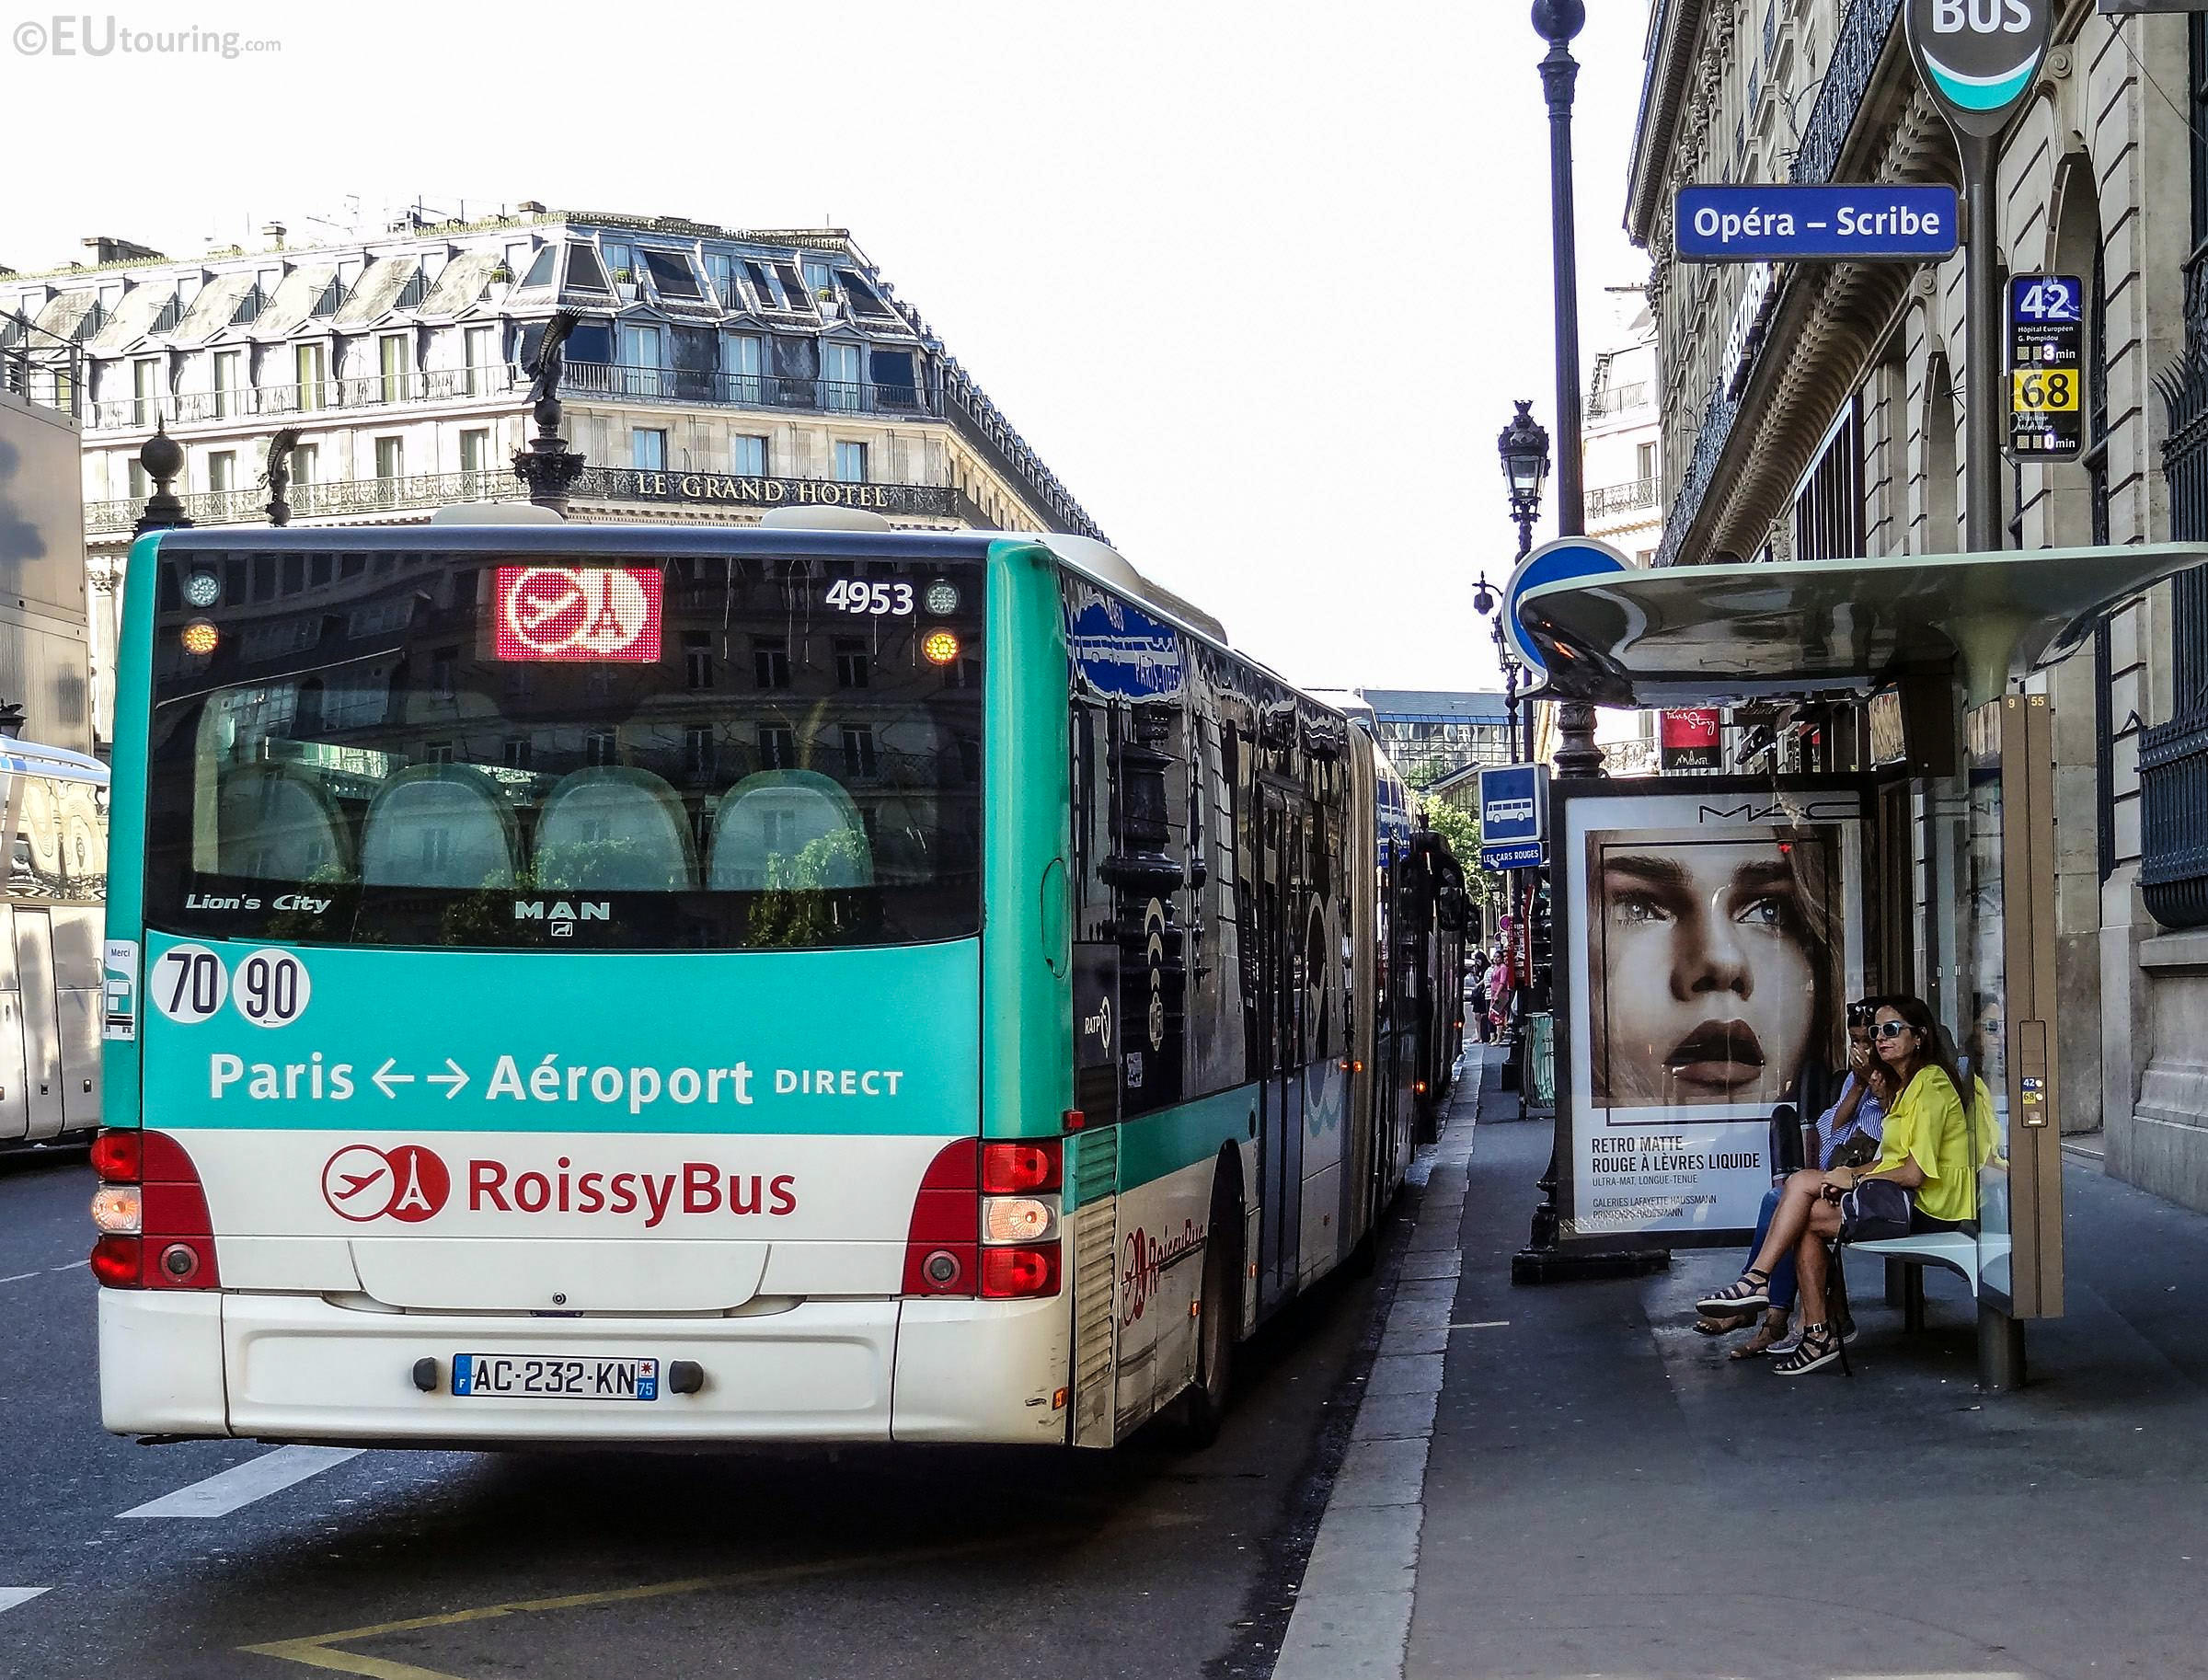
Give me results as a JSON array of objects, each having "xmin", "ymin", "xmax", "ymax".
[
  {"xmin": 980, "ymin": 1244, "xmax": 1062, "ymax": 1299},
  {"xmin": 904, "ymin": 1138, "xmax": 1064, "ymax": 1298},
  {"xmin": 981, "ymin": 1139, "xmax": 1061, "ymax": 1194},
  {"xmin": 88, "ymin": 1129, "xmax": 220, "ymax": 1291},
  {"xmin": 903, "ymin": 1139, "xmax": 977, "ymax": 1295}
]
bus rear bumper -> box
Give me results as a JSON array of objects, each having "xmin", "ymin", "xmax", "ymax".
[{"xmin": 100, "ymin": 1290, "xmax": 1071, "ymax": 1445}]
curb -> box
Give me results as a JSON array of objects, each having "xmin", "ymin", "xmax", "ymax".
[{"xmin": 1268, "ymin": 1060, "xmax": 1478, "ymax": 1680}]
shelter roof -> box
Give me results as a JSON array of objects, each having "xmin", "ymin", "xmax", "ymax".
[{"xmin": 1516, "ymin": 545, "xmax": 2208, "ymax": 708}]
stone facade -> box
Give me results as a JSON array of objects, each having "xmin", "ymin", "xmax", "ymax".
[
  {"xmin": 1627, "ymin": 0, "xmax": 2208, "ymax": 1204},
  {"xmin": 0, "ymin": 208, "xmax": 1098, "ymax": 752}
]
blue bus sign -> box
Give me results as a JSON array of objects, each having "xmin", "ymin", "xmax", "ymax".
[
  {"xmin": 1675, "ymin": 184, "xmax": 1959, "ymax": 264},
  {"xmin": 1478, "ymin": 765, "xmax": 1547, "ymax": 872},
  {"xmin": 1503, "ymin": 538, "xmax": 1629, "ymax": 673}
]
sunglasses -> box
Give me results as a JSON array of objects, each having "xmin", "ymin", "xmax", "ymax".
[{"xmin": 1872, "ymin": 1020, "xmax": 1914, "ymax": 1041}]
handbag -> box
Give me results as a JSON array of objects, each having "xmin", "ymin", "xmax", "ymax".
[{"xmin": 1839, "ymin": 1177, "xmax": 1912, "ymax": 1243}]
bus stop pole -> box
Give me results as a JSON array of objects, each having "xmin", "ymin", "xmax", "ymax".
[{"xmin": 1962, "ymin": 132, "xmax": 2003, "ymax": 554}]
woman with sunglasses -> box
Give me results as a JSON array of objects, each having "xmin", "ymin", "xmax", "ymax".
[
  {"xmin": 1697, "ymin": 997, "xmax": 1896, "ymax": 1356},
  {"xmin": 1692, "ymin": 994, "xmax": 1976, "ymax": 1375}
]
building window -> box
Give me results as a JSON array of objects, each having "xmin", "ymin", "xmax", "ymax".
[
  {"xmin": 823, "ymin": 342, "xmax": 862, "ymax": 411},
  {"xmin": 212, "ymin": 349, "xmax": 242, "ymax": 419},
  {"xmin": 644, "ymin": 249, "xmax": 704, "ymax": 301},
  {"xmin": 586, "ymin": 729, "xmax": 618, "ymax": 766},
  {"xmin": 378, "ymin": 334, "xmax": 409, "ymax": 403},
  {"xmin": 132, "ymin": 357, "xmax": 161, "ymax": 425},
  {"xmin": 757, "ymin": 723, "xmax": 795, "ymax": 769},
  {"xmin": 631, "ymin": 428, "xmax": 668, "ymax": 471},
  {"xmin": 705, "ymin": 252, "xmax": 739, "ymax": 308},
  {"xmin": 721, "ymin": 331, "xmax": 762, "ymax": 401},
  {"xmin": 1635, "ymin": 440, "xmax": 1657, "ymax": 484},
  {"xmin": 208, "ymin": 450, "xmax": 236, "ymax": 495},
  {"xmin": 431, "ymin": 646, "xmax": 457, "ymax": 698},
  {"xmin": 501, "ymin": 736, "xmax": 532, "ymax": 770},
  {"xmin": 294, "ymin": 342, "xmax": 327, "ymax": 410},
  {"xmin": 732, "ymin": 434, "xmax": 767, "ymax": 477},
  {"xmin": 127, "ymin": 459, "xmax": 149, "ymax": 501},
  {"xmin": 565, "ymin": 242, "xmax": 610, "ymax": 294},
  {"xmin": 290, "ymin": 443, "xmax": 318, "ymax": 485},
  {"xmin": 834, "ymin": 637, "xmax": 869, "ymax": 688},
  {"xmin": 374, "ymin": 437, "xmax": 405, "ymax": 480},
  {"xmin": 753, "ymin": 636, "xmax": 790, "ymax": 690},
  {"xmin": 424, "ymin": 741, "xmax": 454, "ymax": 765},
  {"xmin": 834, "ymin": 441, "xmax": 868, "ymax": 483},
  {"xmin": 618, "ymin": 323, "xmax": 664, "ymax": 398},
  {"xmin": 684, "ymin": 630, "xmax": 717, "ymax": 691},
  {"xmin": 803, "ymin": 259, "xmax": 833, "ymax": 303},
  {"xmin": 459, "ymin": 428, "xmax": 490, "ymax": 474},
  {"xmin": 840, "ymin": 724, "xmax": 877, "ymax": 779},
  {"xmin": 684, "ymin": 724, "xmax": 717, "ymax": 778},
  {"xmin": 603, "ymin": 241, "xmax": 638, "ymax": 284},
  {"xmin": 464, "ymin": 325, "xmax": 498, "ymax": 396}
]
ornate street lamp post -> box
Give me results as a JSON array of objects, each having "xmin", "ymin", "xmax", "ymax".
[{"xmin": 1532, "ymin": 0, "xmax": 1604, "ymax": 782}]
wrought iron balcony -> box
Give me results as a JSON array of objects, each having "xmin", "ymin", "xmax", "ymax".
[
  {"xmin": 85, "ymin": 468, "xmax": 513, "ymax": 533},
  {"xmin": 1587, "ymin": 477, "xmax": 1661, "ymax": 518},
  {"xmin": 84, "ymin": 463, "xmax": 966, "ymax": 535},
  {"xmin": 558, "ymin": 363, "xmax": 937, "ymax": 417},
  {"xmin": 1588, "ymin": 380, "xmax": 1650, "ymax": 418},
  {"xmin": 87, "ymin": 365, "xmax": 520, "ymax": 432}
]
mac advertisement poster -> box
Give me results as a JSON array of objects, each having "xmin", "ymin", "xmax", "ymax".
[{"xmin": 1561, "ymin": 788, "xmax": 1864, "ymax": 1242}]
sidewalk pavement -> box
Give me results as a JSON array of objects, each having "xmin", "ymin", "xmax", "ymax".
[{"xmin": 1284, "ymin": 1044, "xmax": 2208, "ymax": 1680}]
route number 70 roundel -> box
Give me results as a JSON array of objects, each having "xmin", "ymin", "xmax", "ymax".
[{"xmin": 493, "ymin": 567, "xmax": 663, "ymax": 662}]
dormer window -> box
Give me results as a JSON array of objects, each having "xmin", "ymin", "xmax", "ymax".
[
  {"xmin": 643, "ymin": 250, "xmax": 703, "ymax": 301},
  {"xmin": 565, "ymin": 242, "xmax": 610, "ymax": 293},
  {"xmin": 517, "ymin": 247, "xmax": 557, "ymax": 291},
  {"xmin": 603, "ymin": 241, "xmax": 637, "ymax": 285}
]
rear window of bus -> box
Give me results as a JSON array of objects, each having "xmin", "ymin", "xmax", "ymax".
[{"xmin": 140, "ymin": 547, "xmax": 984, "ymax": 950}]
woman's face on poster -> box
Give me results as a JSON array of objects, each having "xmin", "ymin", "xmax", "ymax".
[{"xmin": 1596, "ymin": 840, "xmax": 1819, "ymax": 1107}]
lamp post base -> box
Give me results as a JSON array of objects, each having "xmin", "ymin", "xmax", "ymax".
[{"xmin": 1512, "ymin": 1243, "xmax": 1672, "ymax": 1285}]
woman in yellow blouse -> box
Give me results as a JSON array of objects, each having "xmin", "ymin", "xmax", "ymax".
[{"xmin": 1693, "ymin": 995, "xmax": 1974, "ymax": 1375}]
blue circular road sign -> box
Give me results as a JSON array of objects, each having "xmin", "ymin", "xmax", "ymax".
[{"xmin": 1502, "ymin": 537, "xmax": 1630, "ymax": 673}]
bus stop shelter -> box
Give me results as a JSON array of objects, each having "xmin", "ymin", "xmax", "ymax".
[{"xmin": 1512, "ymin": 542, "xmax": 2208, "ymax": 1386}]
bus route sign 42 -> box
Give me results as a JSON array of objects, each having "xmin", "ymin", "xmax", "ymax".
[{"xmin": 2008, "ymin": 273, "xmax": 2084, "ymax": 460}]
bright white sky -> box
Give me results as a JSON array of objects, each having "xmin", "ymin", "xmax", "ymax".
[{"xmin": 2, "ymin": 1, "xmax": 1650, "ymax": 695}]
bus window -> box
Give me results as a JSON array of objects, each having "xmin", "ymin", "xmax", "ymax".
[{"xmin": 140, "ymin": 547, "xmax": 984, "ymax": 950}]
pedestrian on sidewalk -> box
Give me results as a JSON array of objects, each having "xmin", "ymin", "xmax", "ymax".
[
  {"xmin": 1696, "ymin": 997, "xmax": 1897, "ymax": 1357},
  {"xmin": 1468, "ymin": 949, "xmax": 1491, "ymax": 1043},
  {"xmin": 1693, "ymin": 995, "xmax": 1976, "ymax": 1376}
]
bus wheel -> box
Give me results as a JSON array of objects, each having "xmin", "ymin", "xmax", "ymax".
[{"xmin": 1167, "ymin": 1184, "xmax": 1240, "ymax": 1448}]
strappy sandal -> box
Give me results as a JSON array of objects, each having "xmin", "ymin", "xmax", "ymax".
[
  {"xmin": 1694, "ymin": 1270, "xmax": 1770, "ymax": 1315},
  {"xmin": 1773, "ymin": 1322, "xmax": 1847, "ymax": 1377},
  {"xmin": 1729, "ymin": 1308, "xmax": 1791, "ymax": 1359}
]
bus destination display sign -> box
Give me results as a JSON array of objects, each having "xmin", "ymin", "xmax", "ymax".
[
  {"xmin": 2007, "ymin": 274, "xmax": 2084, "ymax": 460},
  {"xmin": 492, "ymin": 567, "xmax": 664, "ymax": 663}
]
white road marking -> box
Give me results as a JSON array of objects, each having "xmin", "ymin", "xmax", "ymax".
[
  {"xmin": 0, "ymin": 1272, "xmax": 37, "ymax": 1284},
  {"xmin": 1449, "ymin": 1319, "xmax": 1510, "ymax": 1330},
  {"xmin": 120, "ymin": 1446, "xmax": 363, "ymax": 1518},
  {"xmin": 0, "ymin": 1588, "xmax": 51, "ymax": 1614},
  {"xmin": 48, "ymin": 1263, "xmax": 81, "ymax": 1273}
]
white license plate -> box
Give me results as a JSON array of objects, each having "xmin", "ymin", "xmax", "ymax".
[{"xmin": 452, "ymin": 1354, "xmax": 659, "ymax": 1401}]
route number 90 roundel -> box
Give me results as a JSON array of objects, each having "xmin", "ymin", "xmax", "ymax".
[{"xmin": 493, "ymin": 567, "xmax": 663, "ymax": 662}]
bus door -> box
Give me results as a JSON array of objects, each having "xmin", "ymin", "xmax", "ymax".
[
  {"xmin": 15, "ymin": 909, "xmax": 63, "ymax": 1142},
  {"xmin": 1259, "ymin": 789, "xmax": 1305, "ymax": 1312},
  {"xmin": 0, "ymin": 909, "xmax": 25, "ymax": 1145}
]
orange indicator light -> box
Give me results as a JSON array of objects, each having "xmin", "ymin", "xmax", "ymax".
[{"xmin": 922, "ymin": 629, "xmax": 960, "ymax": 665}]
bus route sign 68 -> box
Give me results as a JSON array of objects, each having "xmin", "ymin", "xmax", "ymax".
[{"xmin": 2008, "ymin": 273, "xmax": 2085, "ymax": 461}]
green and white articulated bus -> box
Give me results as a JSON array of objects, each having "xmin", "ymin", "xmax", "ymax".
[{"xmin": 94, "ymin": 515, "xmax": 1466, "ymax": 1447}]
